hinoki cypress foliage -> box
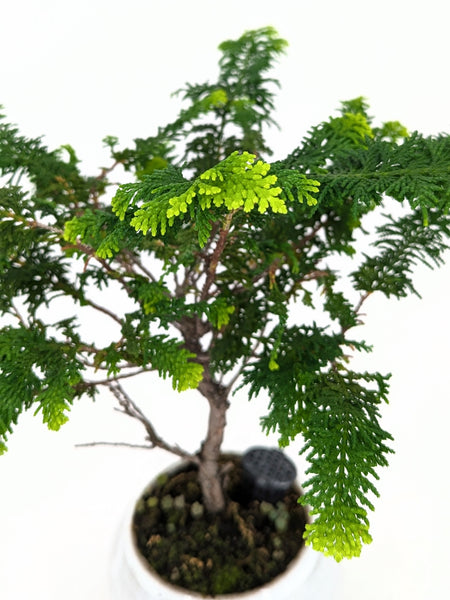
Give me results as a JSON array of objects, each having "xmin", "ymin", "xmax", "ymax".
[{"xmin": 1, "ymin": 27, "xmax": 449, "ymax": 561}]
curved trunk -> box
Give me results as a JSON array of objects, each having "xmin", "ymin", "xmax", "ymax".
[
  {"xmin": 197, "ymin": 379, "xmax": 229, "ymax": 513},
  {"xmin": 179, "ymin": 314, "xmax": 230, "ymax": 513}
]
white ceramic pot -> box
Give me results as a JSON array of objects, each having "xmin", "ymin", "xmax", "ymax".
[{"xmin": 110, "ymin": 461, "xmax": 340, "ymax": 599}]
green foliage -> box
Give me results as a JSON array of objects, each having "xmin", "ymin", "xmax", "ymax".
[
  {"xmin": 126, "ymin": 332, "xmax": 204, "ymax": 393},
  {"xmin": 206, "ymin": 298, "xmax": 235, "ymax": 329},
  {"xmin": 160, "ymin": 26, "xmax": 287, "ymax": 174},
  {"xmin": 0, "ymin": 28, "xmax": 449, "ymax": 561},
  {"xmin": 352, "ymin": 208, "xmax": 450, "ymax": 297},
  {"xmin": 245, "ymin": 324, "xmax": 346, "ymax": 440},
  {"xmin": 0, "ymin": 322, "xmax": 86, "ymax": 453},
  {"xmin": 250, "ymin": 358, "xmax": 393, "ymax": 560},
  {"xmin": 297, "ymin": 371, "xmax": 392, "ymax": 561},
  {"xmin": 112, "ymin": 167, "xmax": 189, "ymax": 237},
  {"xmin": 63, "ymin": 206, "xmax": 143, "ymax": 259},
  {"xmin": 270, "ymin": 167, "xmax": 320, "ymax": 207}
]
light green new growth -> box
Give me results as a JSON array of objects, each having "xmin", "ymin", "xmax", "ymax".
[
  {"xmin": 167, "ymin": 152, "xmax": 284, "ymax": 217},
  {"xmin": 303, "ymin": 507, "xmax": 373, "ymax": 562},
  {"xmin": 112, "ymin": 151, "xmax": 319, "ymax": 248}
]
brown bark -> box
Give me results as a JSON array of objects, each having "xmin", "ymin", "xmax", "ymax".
[
  {"xmin": 178, "ymin": 205, "xmax": 235, "ymax": 513},
  {"xmin": 197, "ymin": 377, "xmax": 229, "ymax": 513}
]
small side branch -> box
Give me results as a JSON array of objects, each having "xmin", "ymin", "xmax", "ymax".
[
  {"xmin": 3, "ymin": 211, "xmax": 63, "ymax": 236},
  {"xmin": 107, "ymin": 382, "xmax": 199, "ymax": 464},
  {"xmin": 7, "ymin": 212, "xmax": 136, "ymax": 300},
  {"xmin": 331, "ymin": 291, "xmax": 373, "ymax": 371},
  {"xmin": 201, "ymin": 212, "xmax": 236, "ymax": 300},
  {"xmin": 342, "ymin": 291, "xmax": 372, "ymax": 335},
  {"xmin": 124, "ymin": 252, "xmax": 157, "ymax": 282},
  {"xmin": 81, "ymin": 368, "xmax": 151, "ymax": 386},
  {"xmin": 294, "ymin": 218, "xmax": 327, "ymax": 251},
  {"xmin": 95, "ymin": 160, "xmax": 121, "ymax": 183},
  {"xmin": 62, "ymin": 241, "xmax": 134, "ymax": 295},
  {"xmin": 354, "ymin": 291, "xmax": 372, "ymax": 318},
  {"xmin": 76, "ymin": 441, "xmax": 153, "ymax": 450},
  {"xmin": 223, "ymin": 325, "xmax": 267, "ymax": 392},
  {"xmin": 80, "ymin": 297, "xmax": 123, "ymax": 325},
  {"xmin": 10, "ymin": 301, "xmax": 28, "ymax": 326}
]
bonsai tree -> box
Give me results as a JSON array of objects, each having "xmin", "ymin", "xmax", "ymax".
[{"xmin": 1, "ymin": 27, "xmax": 449, "ymax": 562}]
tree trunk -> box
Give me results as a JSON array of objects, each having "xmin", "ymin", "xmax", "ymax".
[
  {"xmin": 178, "ymin": 314, "xmax": 229, "ymax": 513},
  {"xmin": 197, "ymin": 378, "xmax": 229, "ymax": 513}
]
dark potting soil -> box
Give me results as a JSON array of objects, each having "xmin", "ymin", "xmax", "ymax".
[{"xmin": 132, "ymin": 456, "xmax": 307, "ymax": 596}]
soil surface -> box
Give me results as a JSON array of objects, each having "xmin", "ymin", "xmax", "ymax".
[{"xmin": 133, "ymin": 455, "xmax": 307, "ymax": 596}]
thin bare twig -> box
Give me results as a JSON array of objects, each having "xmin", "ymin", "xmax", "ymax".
[
  {"xmin": 3, "ymin": 211, "xmax": 63, "ymax": 236},
  {"xmin": 62, "ymin": 241, "xmax": 134, "ymax": 295},
  {"xmin": 299, "ymin": 269, "xmax": 331, "ymax": 282},
  {"xmin": 354, "ymin": 291, "xmax": 372, "ymax": 317},
  {"xmin": 95, "ymin": 160, "xmax": 121, "ymax": 182},
  {"xmin": 223, "ymin": 324, "xmax": 267, "ymax": 392},
  {"xmin": 81, "ymin": 297, "xmax": 123, "ymax": 325},
  {"xmin": 341, "ymin": 291, "xmax": 372, "ymax": 336},
  {"xmin": 331, "ymin": 291, "xmax": 373, "ymax": 372},
  {"xmin": 10, "ymin": 301, "xmax": 28, "ymax": 326},
  {"xmin": 107, "ymin": 382, "xmax": 199, "ymax": 464},
  {"xmin": 124, "ymin": 252, "xmax": 157, "ymax": 282},
  {"xmin": 75, "ymin": 441, "xmax": 153, "ymax": 450},
  {"xmin": 294, "ymin": 218, "xmax": 327, "ymax": 251},
  {"xmin": 81, "ymin": 369, "xmax": 152, "ymax": 386}
]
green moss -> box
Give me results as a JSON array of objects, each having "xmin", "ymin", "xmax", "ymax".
[{"xmin": 211, "ymin": 564, "xmax": 244, "ymax": 595}]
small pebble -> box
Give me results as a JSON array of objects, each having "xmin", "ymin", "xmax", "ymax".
[
  {"xmin": 166, "ymin": 522, "xmax": 177, "ymax": 534},
  {"xmin": 190, "ymin": 501, "xmax": 204, "ymax": 519},
  {"xmin": 146, "ymin": 496, "xmax": 158, "ymax": 509},
  {"xmin": 174, "ymin": 494, "xmax": 185, "ymax": 510},
  {"xmin": 259, "ymin": 501, "xmax": 273, "ymax": 515},
  {"xmin": 161, "ymin": 495, "xmax": 174, "ymax": 511},
  {"xmin": 272, "ymin": 549, "xmax": 285, "ymax": 562}
]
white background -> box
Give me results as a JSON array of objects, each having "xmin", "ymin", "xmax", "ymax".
[{"xmin": 1, "ymin": 1, "xmax": 449, "ymax": 598}]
